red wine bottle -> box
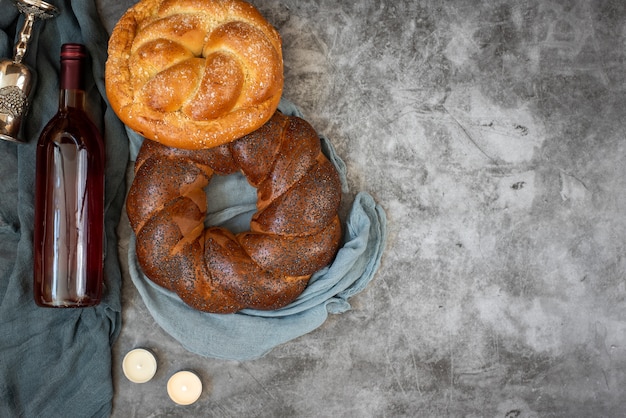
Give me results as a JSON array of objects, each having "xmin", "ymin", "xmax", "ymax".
[{"xmin": 33, "ymin": 43, "xmax": 105, "ymax": 307}]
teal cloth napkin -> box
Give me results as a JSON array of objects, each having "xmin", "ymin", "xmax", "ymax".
[
  {"xmin": 127, "ymin": 99, "xmax": 388, "ymax": 360},
  {"xmin": 0, "ymin": 1, "xmax": 128, "ymax": 416}
]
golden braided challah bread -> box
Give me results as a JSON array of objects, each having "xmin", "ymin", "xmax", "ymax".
[
  {"xmin": 105, "ymin": 0, "xmax": 283, "ymax": 149},
  {"xmin": 126, "ymin": 112, "xmax": 343, "ymax": 313}
]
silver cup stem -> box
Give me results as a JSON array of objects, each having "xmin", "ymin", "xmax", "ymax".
[
  {"xmin": 13, "ymin": 0, "xmax": 59, "ymax": 64},
  {"xmin": 14, "ymin": 13, "xmax": 36, "ymax": 64}
]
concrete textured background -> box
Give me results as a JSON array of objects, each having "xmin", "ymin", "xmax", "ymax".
[{"xmin": 98, "ymin": 0, "xmax": 626, "ymax": 416}]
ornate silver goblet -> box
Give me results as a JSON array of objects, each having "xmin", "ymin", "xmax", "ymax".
[{"xmin": 0, "ymin": 0, "xmax": 58, "ymax": 143}]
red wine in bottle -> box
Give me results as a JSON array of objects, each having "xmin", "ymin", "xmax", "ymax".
[{"xmin": 33, "ymin": 43, "xmax": 105, "ymax": 307}]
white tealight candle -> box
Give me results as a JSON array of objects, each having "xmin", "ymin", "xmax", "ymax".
[
  {"xmin": 167, "ymin": 371, "xmax": 203, "ymax": 405},
  {"xmin": 122, "ymin": 348, "xmax": 157, "ymax": 383}
]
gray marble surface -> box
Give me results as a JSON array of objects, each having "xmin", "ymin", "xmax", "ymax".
[{"xmin": 98, "ymin": 1, "xmax": 626, "ymax": 416}]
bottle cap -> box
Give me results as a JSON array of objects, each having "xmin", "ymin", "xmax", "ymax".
[{"xmin": 60, "ymin": 43, "xmax": 87, "ymax": 60}]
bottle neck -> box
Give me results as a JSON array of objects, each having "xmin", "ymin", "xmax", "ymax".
[{"xmin": 59, "ymin": 43, "xmax": 86, "ymax": 111}]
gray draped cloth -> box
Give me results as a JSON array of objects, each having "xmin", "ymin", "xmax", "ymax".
[{"xmin": 0, "ymin": 1, "xmax": 128, "ymax": 416}]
